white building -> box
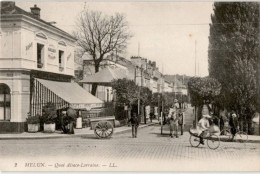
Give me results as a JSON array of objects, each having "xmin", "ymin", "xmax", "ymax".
[{"xmin": 0, "ymin": 2, "xmax": 102, "ymax": 133}]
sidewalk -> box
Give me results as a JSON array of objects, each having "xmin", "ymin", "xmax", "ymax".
[{"xmin": 0, "ymin": 120, "xmax": 159, "ymax": 140}]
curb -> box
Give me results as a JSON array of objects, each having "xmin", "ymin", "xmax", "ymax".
[
  {"xmin": 112, "ymin": 122, "xmax": 158, "ymax": 135},
  {"xmin": 0, "ymin": 122, "xmax": 159, "ymax": 140}
]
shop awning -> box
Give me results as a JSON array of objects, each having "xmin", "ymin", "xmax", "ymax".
[
  {"xmin": 36, "ymin": 78, "xmax": 104, "ymax": 110},
  {"xmin": 79, "ymin": 67, "xmax": 128, "ymax": 85}
]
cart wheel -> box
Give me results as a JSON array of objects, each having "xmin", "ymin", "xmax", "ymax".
[
  {"xmin": 207, "ymin": 134, "xmax": 220, "ymax": 150},
  {"xmin": 220, "ymin": 129, "xmax": 232, "ymax": 141},
  {"xmin": 94, "ymin": 121, "xmax": 113, "ymax": 139},
  {"xmin": 234, "ymin": 131, "xmax": 248, "ymax": 143},
  {"xmin": 189, "ymin": 135, "xmax": 200, "ymax": 147}
]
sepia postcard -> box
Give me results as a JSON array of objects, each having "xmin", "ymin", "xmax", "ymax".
[{"xmin": 0, "ymin": 0, "xmax": 259, "ymax": 172}]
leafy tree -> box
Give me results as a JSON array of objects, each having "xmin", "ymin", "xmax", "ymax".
[
  {"xmin": 188, "ymin": 77, "xmax": 221, "ymax": 106},
  {"xmin": 188, "ymin": 77, "xmax": 221, "ymax": 120},
  {"xmin": 208, "ymin": 2, "xmax": 259, "ymax": 133},
  {"xmin": 111, "ymin": 78, "xmax": 138, "ymax": 108},
  {"xmin": 140, "ymin": 87, "xmax": 152, "ymax": 106},
  {"xmin": 74, "ymin": 10, "xmax": 132, "ymax": 95}
]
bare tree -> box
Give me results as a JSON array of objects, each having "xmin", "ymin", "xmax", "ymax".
[{"xmin": 74, "ymin": 10, "xmax": 132, "ymax": 95}]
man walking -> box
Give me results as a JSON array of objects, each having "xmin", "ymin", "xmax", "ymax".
[{"xmin": 128, "ymin": 112, "xmax": 140, "ymax": 138}]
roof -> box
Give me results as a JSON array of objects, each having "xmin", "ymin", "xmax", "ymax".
[
  {"xmin": 1, "ymin": 3, "xmax": 76, "ymax": 41},
  {"xmin": 36, "ymin": 78, "xmax": 103, "ymax": 109},
  {"xmin": 174, "ymin": 79, "xmax": 186, "ymax": 88},
  {"xmin": 164, "ymin": 78, "xmax": 172, "ymax": 84},
  {"xmin": 79, "ymin": 67, "xmax": 128, "ymax": 84}
]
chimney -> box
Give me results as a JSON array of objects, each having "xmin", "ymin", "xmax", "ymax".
[
  {"xmin": 30, "ymin": 5, "xmax": 41, "ymax": 19},
  {"xmin": 1, "ymin": 1, "xmax": 15, "ymax": 13}
]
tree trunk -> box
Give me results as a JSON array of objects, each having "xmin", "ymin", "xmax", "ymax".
[{"xmin": 91, "ymin": 63, "xmax": 100, "ymax": 96}]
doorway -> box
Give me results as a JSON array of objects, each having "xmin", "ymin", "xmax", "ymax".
[{"xmin": 0, "ymin": 84, "xmax": 11, "ymax": 121}]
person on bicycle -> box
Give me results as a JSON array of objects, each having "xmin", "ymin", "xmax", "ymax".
[
  {"xmin": 229, "ymin": 112, "xmax": 239, "ymax": 140},
  {"xmin": 197, "ymin": 114, "xmax": 211, "ymax": 144}
]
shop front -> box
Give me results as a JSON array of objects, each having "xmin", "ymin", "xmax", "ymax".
[{"xmin": 30, "ymin": 77, "xmax": 104, "ymax": 118}]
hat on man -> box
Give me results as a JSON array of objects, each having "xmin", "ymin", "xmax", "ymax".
[
  {"xmin": 203, "ymin": 114, "xmax": 212, "ymax": 119},
  {"xmin": 174, "ymin": 99, "xmax": 178, "ymax": 103},
  {"xmin": 232, "ymin": 113, "xmax": 237, "ymax": 117}
]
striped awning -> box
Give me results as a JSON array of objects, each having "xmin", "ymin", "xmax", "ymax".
[{"xmin": 36, "ymin": 78, "xmax": 104, "ymax": 110}]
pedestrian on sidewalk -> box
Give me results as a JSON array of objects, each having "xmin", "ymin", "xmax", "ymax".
[
  {"xmin": 128, "ymin": 112, "xmax": 140, "ymax": 138},
  {"xmin": 61, "ymin": 111, "xmax": 69, "ymax": 134},
  {"xmin": 229, "ymin": 112, "xmax": 239, "ymax": 141},
  {"xmin": 178, "ymin": 111, "xmax": 184, "ymax": 135},
  {"xmin": 149, "ymin": 111, "xmax": 154, "ymax": 123}
]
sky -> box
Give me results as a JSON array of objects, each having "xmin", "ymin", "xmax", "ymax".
[{"xmin": 16, "ymin": 1, "xmax": 214, "ymax": 77}]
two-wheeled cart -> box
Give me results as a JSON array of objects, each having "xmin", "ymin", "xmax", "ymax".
[{"xmin": 89, "ymin": 117, "xmax": 115, "ymax": 139}]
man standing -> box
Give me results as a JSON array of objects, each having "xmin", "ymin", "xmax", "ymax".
[
  {"xmin": 178, "ymin": 111, "xmax": 184, "ymax": 135},
  {"xmin": 149, "ymin": 111, "xmax": 154, "ymax": 123},
  {"xmin": 128, "ymin": 112, "xmax": 140, "ymax": 138},
  {"xmin": 169, "ymin": 109, "xmax": 179, "ymax": 138},
  {"xmin": 229, "ymin": 112, "xmax": 239, "ymax": 140}
]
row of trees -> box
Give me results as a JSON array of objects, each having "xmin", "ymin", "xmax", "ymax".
[
  {"xmin": 111, "ymin": 78, "xmax": 185, "ymax": 120},
  {"xmin": 204, "ymin": 2, "xmax": 259, "ymax": 134}
]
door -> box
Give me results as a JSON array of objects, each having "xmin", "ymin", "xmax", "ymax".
[{"xmin": 0, "ymin": 84, "xmax": 11, "ymax": 121}]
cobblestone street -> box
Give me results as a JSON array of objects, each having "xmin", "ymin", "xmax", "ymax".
[{"xmin": 0, "ymin": 124, "xmax": 259, "ymax": 171}]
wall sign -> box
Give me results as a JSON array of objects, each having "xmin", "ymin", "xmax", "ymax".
[
  {"xmin": 26, "ymin": 42, "xmax": 33, "ymax": 51},
  {"xmin": 48, "ymin": 44, "xmax": 56, "ymax": 59},
  {"xmin": 67, "ymin": 53, "xmax": 71, "ymax": 61}
]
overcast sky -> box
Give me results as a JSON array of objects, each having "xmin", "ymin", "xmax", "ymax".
[{"xmin": 17, "ymin": 1, "xmax": 214, "ymax": 77}]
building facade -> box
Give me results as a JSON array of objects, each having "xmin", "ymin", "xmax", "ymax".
[{"xmin": 0, "ymin": 2, "xmax": 77, "ymax": 133}]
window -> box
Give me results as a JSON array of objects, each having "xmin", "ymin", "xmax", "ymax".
[
  {"xmin": 59, "ymin": 50, "xmax": 64, "ymax": 71},
  {"xmin": 37, "ymin": 43, "xmax": 44, "ymax": 68}
]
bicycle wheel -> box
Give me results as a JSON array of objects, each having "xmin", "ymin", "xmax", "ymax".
[
  {"xmin": 234, "ymin": 131, "xmax": 248, "ymax": 143},
  {"xmin": 220, "ymin": 129, "xmax": 232, "ymax": 141},
  {"xmin": 189, "ymin": 135, "xmax": 200, "ymax": 147},
  {"xmin": 207, "ymin": 134, "xmax": 220, "ymax": 150}
]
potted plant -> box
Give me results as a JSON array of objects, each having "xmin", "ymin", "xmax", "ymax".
[
  {"xmin": 27, "ymin": 113, "xmax": 40, "ymax": 133},
  {"xmin": 42, "ymin": 102, "xmax": 57, "ymax": 133}
]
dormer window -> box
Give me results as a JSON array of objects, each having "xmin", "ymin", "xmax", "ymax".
[
  {"xmin": 59, "ymin": 50, "xmax": 64, "ymax": 71},
  {"xmin": 37, "ymin": 43, "xmax": 44, "ymax": 68}
]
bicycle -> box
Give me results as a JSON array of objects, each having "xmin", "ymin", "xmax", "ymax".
[
  {"xmin": 189, "ymin": 129, "xmax": 220, "ymax": 150},
  {"xmin": 220, "ymin": 126, "xmax": 248, "ymax": 143}
]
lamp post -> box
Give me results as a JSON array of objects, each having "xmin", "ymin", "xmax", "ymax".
[{"xmin": 157, "ymin": 94, "xmax": 160, "ymax": 121}]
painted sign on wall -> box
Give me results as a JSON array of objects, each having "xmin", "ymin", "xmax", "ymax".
[
  {"xmin": 26, "ymin": 42, "xmax": 33, "ymax": 51},
  {"xmin": 67, "ymin": 53, "xmax": 71, "ymax": 61},
  {"xmin": 48, "ymin": 44, "xmax": 56, "ymax": 59}
]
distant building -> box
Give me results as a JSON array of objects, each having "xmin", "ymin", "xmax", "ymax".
[{"xmin": 173, "ymin": 77, "xmax": 188, "ymax": 95}]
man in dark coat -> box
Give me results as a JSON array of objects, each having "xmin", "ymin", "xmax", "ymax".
[
  {"xmin": 128, "ymin": 112, "xmax": 140, "ymax": 138},
  {"xmin": 149, "ymin": 112, "xmax": 154, "ymax": 123},
  {"xmin": 229, "ymin": 112, "xmax": 239, "ymax": 140},
  {"xmin": 178, "ymin": 111, "xmax": 184, "ymax": 135}
]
